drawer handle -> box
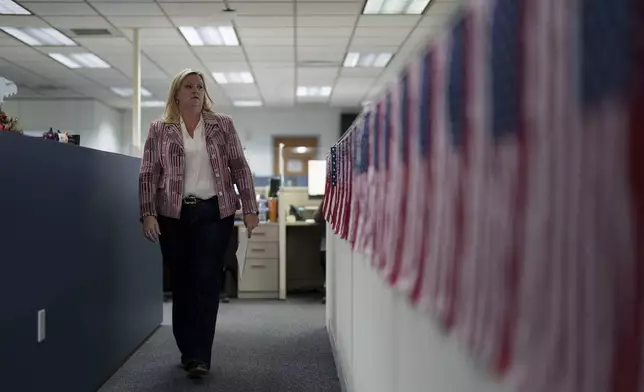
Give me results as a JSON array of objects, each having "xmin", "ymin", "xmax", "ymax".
[
  {"xmin": 250, "ymin": 264, "xmax": 266, "ymax": 269},
  {"xmin": 250, "ymin": 248, "xmax": 265, "ymax": 252},
  {"xmin": 253, "ymin": 232, "xmax": 266, "ymax": 236}
]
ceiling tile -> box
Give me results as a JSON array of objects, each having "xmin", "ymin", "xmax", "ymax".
[
  {"xmin": 158, "ymin": 2, "xmax": 229, "ymax": 16},
  {"xmin": 41, "ymin": 16, "xmax": 112, "ymax": 29},
  {"xmin": 228, "ymin": 2, "xmax": 293, "ymax": 15},
  {"xmin": 243, "ymin": 36, "xmax": 293, "ymax": 46},
  {"xmin": 22, "ymin": 2, "xmax": 98, "ymax": 16},
  {"xmin": 238, "ymin": 27, "xmax": 294, "ymax": 38},
  {"xmin": 296, "ymin": 16, "xmax": 356, "ymax": 27},
  {"xmin": 92, "ymin": 2, "xmax": 164, "ymax": 16},
  {"xmin": 167, "ymin": 16, "xmax": 233, "ymax": 26},
  {"xmin": 357, "ymin": 15, "xmax": 420, "ymax": 27},
  {"xmin": 340, "ymin": 67, "xmax": 384, "ymax": 78},
  {"xmin": 296, "ymin": 47, "xmax": 345, "ymax": 63},
  {"xmin": 296, "ymin": 27, "xmax": 352, "ymax": 37},
  {"xmin": 0, "ymin": 15, "xmax": 49, "ymax": 28},
  {"xmin": 0, "ymin": 46, "xmax": 48, "ymax": 61},
  {"xmin": 193, "ymin": 47, "xmax": 246, "ymax": 62},
  {"xmin": 121, "ymin": 28, "xmax": 185, "ymax": 46},
  {"xmin": 245, "ymin": 46, "xmax": 294, "ymax": 62},
  {"xmin": 297, "ymin": 67, "xmax": 337, "ymax": 85},
  {"xmin": 105, "ymin": 16, "xmax": 173, "ymax": 28},
  {"xmin": 76, "ymin": 37, "xmax": 133, "ymax": 54},
  {"xmin": 235, "ymin": 16, "xmax": 294, "ymax": 27},
  {"xmin": 296, "ymin": 2, "xmax": 362, "ymax": 15},
  {"xmin": 352, "ymin": 26, "xmax": 412, "ymax": 38},
  {"xmin": 219, "ymin": 84, "xmax": 261, "ymax": 99},
  {"xmin": 204, "ymin": 61, "xmax": 250, "ymax": 72},
  {"xmin": 297, "ymin": 36, "xmax": 349, "ymax": 46},
  {"xmin": 350, "ymin": 36, "xmax": 406, "ymax": 46}
]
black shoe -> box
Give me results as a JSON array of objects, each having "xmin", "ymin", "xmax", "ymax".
[
  {"xmin": 220, "ymin": 295, "xmax": 230, "ymax": 303},
  {"xmin": 186, "ymin": 362, "xmax": 209, "ymax": 379}
]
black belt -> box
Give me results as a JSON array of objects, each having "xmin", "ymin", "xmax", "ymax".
[{"xmin": 182, "ymin": 195, "xmax": 213, "ymax": 205}]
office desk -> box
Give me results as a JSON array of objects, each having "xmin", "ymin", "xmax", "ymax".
[{"xmin": 285, "ymin": 221, "xmax": 324, "ymax": 292}]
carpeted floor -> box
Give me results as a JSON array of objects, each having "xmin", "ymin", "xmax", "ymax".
[{"xmin": 99, "ymin": 298, "xmax": 340, "ymax": 392}]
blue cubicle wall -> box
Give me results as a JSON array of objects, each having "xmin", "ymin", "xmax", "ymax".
[{"xmin": 0, "ymin": 132, "xmax": 162, "ymax": 392}]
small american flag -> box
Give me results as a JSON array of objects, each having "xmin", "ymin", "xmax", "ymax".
[
  {"xmin": 380, "ymin": 82, "xmax": 404, "ymax": 279},
  {"xmin": 364, "ymin": 102, "xmax": 381, "ymax": 254},
  {"xmin": 373, "ymin": 93, "xmax": 394, "ymax": 271},
  {"xmin": 340, "ymin": 130, "xmax": 355, "ymax": 239},
  {"xmin": 410, "ymin": 48, "xmax": 437, "ymax": 306},
  {"xmin": 389, "ymin": 63, "xmax": 420, "ymax": 291},
  {"xmin": 324, "ymin": 145, "xmax": 338, "ymax": 224},
  {"xmin": 351, "ymin": 112, "xmax": 371, "ymax": 251},
  {"xmin": 347, "ymin": 116, "xmax": 362, "ymax": 247}
]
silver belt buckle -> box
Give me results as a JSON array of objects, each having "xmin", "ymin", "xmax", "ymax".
[{"xmin": 184, "ymin": 196, "xmax": 197, "ymax": 205}]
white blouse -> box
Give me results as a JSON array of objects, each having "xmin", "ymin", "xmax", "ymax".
[{"xmin": 180, "ymin": 116, "xmax": 217, "ymax": 200}]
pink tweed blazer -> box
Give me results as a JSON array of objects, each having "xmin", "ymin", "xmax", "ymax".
[{"xmin": 139, "ymin": 111, "xmax": 258, "ymax": 220}]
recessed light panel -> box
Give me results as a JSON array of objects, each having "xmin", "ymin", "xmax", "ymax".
[
  {"xmin": 49, "ymin": 53, "xmax": 110, "ymax": 69},
  {"xmin": 141, "ymin": 101, "xmax": 165, "ymax": 108},
  {"xmin": 111, "ymin": 87, "xmax": 152, "ymax": 98},
  {"xmin": 0, "ymin": 27, "xmax": 75, "ymax": 46},
  {"xmin": 0, "ymin": 0, "xmax": 30, "ymax": 15},
  {"xmin": 363, "ymin": 0, "xmax": 431, "ymax": 15},
  {"xmin": 212, "ymin": 72, "xmax": 254, "ymax": 84},
  {"xmin": 233, "ymin": 100, "xmax": 262, "ymax": 107},
  {"xmin": 343, "ymin": 52, "xmax": 393, "ymax": 68},
  {"xmin": 179, "ymin": 26, "xmax": 239, "ymax": 46},
  {"xmin": 297, "ymin": 86, "xmax": 332, "ymax": 98}
]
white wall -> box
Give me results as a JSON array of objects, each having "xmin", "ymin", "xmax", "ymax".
[
  {"xmin": 326, "ymin": 229, "xmax": 513, "ymax": 392},
  {"xmin": 123, "ymin": 105, "xmax": 346, "ymax": 176},
  {"xmin": 2, "ymin": 99, "xmax": 126, "ymax": 154}
]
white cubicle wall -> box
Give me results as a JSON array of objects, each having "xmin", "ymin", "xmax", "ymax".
[{"xmin": 326, "ymin": 227, "xmax": 514, "ymax": 392}]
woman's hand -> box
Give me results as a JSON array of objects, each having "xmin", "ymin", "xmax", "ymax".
[
  {"xmin": 244, "ymin": 213, "xmax": 259, "ymax": 238},
  {"xmin": 143, "ymin": 216, "xmax": 161, "ymax": 243}
]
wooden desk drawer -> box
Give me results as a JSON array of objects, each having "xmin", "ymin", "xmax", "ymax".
[
  {"xmin": 239, "ymin": 258, "xmax": 278, "ymax": 292},
  {"xmin": 249, "ymin": 224, "xmax": 278, "ymax": 242},
  {"xmin": 246, "ymin": 241, "xmax": 278, "ymax": 259}
]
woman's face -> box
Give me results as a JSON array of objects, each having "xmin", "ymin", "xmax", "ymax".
[{"xmin": 176, "ymin": 73, "xmax": 205, "ymax": 111}]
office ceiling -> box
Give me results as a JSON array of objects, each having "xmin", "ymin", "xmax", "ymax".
[{"xmin": 0, "ymin": 0, "xmax": 462, "ymax": 109}]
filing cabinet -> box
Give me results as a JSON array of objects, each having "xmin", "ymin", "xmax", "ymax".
[{"xmin": 238, "ymin": 223, "xmax": 280, "ymax": 299}]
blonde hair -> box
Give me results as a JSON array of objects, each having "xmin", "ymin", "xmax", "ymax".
[{"xmin": 162, "ymin": 68, "xmax": 214, "ymax": 123}]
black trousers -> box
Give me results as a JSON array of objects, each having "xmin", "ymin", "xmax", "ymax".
[{"xmin": 158, "ymin": 197, "xmax": 234, "ymax": 368}]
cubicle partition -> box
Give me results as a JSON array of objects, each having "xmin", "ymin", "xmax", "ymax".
[{"xmin": 0, "ymin": 133, "xmax": 162, "ymax": 392}]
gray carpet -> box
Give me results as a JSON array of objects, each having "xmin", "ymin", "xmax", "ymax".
[{"xmin": 99, "ymin": 298, "xmax": 340, "ymax": 392}]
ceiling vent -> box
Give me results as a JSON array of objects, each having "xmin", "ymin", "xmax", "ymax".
[{"xmin": 70, "ymin": 28, "xmax": 113, "ymax": 37}]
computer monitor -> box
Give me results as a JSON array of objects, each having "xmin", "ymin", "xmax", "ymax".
[
  {"xmin": 307, "ymin": 160, "xmax": 326, "ymax": 199},
  {"xmin": 268, "ymin": 177, "xmax": 281, "ymax": 198}
]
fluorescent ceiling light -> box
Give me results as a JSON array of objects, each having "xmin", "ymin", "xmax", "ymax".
[
  {"xmin": 49, "ymin": 53, "xmax": 110, "ymax": 69},
  {"xmin": 111, "ymin": 87, "xmax": 152, "ymax": 98},
  {"xmin": 0, "ymin": 0, "xmax": 30, "ymax": 15},
  {"xmin": 363, "ymin": 0, "xmax": 432, "ymax": 14},
  {"xmin": 179, "ymin": 26, "xmax": 239, "ymax": 46},
  {"xmin": 343, "ymin": 52, "xmax": 393, "ymax": 68},
  {"xmin": 297, "ymin": 86, "xmax": 332, "ymax": 98},
  {"xmin": 234, "ymin": 100, "xmax": 262, "ymax": 107},
  {"xmin": 212, "ymin": 72, "xmax": 254, "ymax": 84},
  {"xmin": 0, "ymin": 27, "xmax": 76, "ymax": 46},
  {"xmin": 141, "ymin": 101, "xmax": 165, "ymax": 108},
  {"xmin": 295, "ymin": 146, "xmax": 308, "ymax": 154}
]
